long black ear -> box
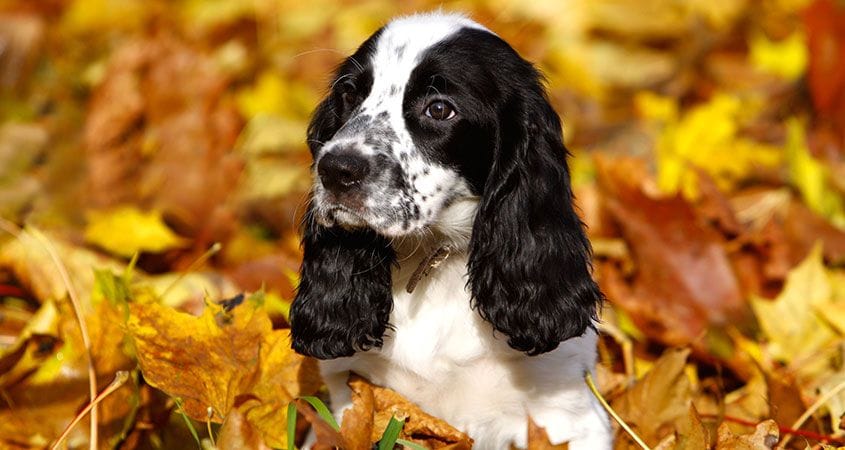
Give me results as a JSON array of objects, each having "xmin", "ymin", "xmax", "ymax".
[
  {"xmin": 290, "ymin": 211, "xmax": 395, "ymax": 359},
  {"xmin": 467, "ymin": 78, "xmax": 603, "ymax": 356},
  {"xmin": 290, "ymin": 77, "xmax": 395, "ymax": 360}
]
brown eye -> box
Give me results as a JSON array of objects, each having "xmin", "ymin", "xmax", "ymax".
[
  {"xmin": 341, "ymin": 81, "xmax": 357, "ymax": 105},
  {"xmin": 425, "ymin": 100, "xmax": 456, "ymax": 120}
]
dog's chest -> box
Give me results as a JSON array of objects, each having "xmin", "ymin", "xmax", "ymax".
[{"xmin": 346, "ymin": 254, "xmax": 516, "ymax": 405}]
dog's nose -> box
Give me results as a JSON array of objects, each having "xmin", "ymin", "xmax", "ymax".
[{"xmin": 317, "ymin": 149, "xmax": 371, "ymax": 193}]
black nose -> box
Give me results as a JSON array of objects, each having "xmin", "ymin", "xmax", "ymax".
[{"xmin": 317, "ymin": 149, "xmax": 371, "ymax": 194}]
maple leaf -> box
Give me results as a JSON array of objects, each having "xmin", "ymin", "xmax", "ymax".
[
  {"xmin": 751, "ymin": 243, "xmax": 837, "ymax": 362},
  {"xmin": 611, "ymin": 348, "xmax": 692, "ymax": 446},
  {"xmin": 126, "ymin": 294, "xmax": 319, "ymax": 447}
]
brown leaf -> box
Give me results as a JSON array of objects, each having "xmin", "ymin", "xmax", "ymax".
[
  {"xmin": 527, "ymin": 416, "xmax": 570, "ymax": 450},
  {"xmin": 127, "ymin": 296, "xmax": 319, "ymax": 447},
  {"xmin": 371, "ymin": 382, "xmax": 472, "ymax": 447},
  {"xmin": 674, "ymin": 405, "xmax": 709, "ymax": 450},
  {"xmin": 84, "ymin": 34, "xmax": 243, "ymax": 237},
  {"xmin": 217, "ymin": 399, "xmax": 273, "ymax": 450},
  {"xmin": 715, "ymin": 420, "xmax": 779, "ymax": 449},
  {"xmin": 342, "ymin": 375, "xmax": 376, "ymax": 450},
  {"xmin": 803, "ymin": 0, "xmax": 845, "ymax": 132},
  {"xmin": 611, "ymin": 348, "xmax": 692, "ymax": 446},
  {"xmin": 295, "ymin": 398, "xmax": 346, "ymax": 450},
  {"xmin": 596, "ymin": 156, "xmax": 750, "ymax": 345}
]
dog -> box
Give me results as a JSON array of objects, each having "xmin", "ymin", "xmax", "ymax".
[{"xmin": 290, "ymin": 12, "xmax": 612, "ymax": 449}]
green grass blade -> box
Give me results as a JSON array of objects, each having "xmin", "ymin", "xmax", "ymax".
[
  {"xmin": 173, "ymin": 398, "xmax": 202, "ymax": 450},
  {"xmin": 395, "ymin": 439, "xmax": 428, "ymax": 450},
  {"xmin": 299, "ymin": 396, "xmax": 340, "ymax": 431},
  {"xmin": 378, "ymin": 416, "xmax": 404, "ymax": 450},
  {"xmin": 286, "ymin": 401, "xmax": 298, "ymax": 450}
]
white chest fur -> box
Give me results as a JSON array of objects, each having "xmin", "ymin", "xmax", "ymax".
[{"xmin": 318, "ymin": 253, "xmax": 612, "ymax": 449}]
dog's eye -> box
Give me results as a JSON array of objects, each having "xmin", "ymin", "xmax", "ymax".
[
  {"xmin": 425, "ymin": 100, "xmax": 456, "ymax": 120},
  {"xmin": 341, "ymin": 81, "xmax": 357, "ymax": 105}
]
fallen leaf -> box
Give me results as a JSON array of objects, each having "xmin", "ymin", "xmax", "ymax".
[
  {"xmin": 596, "ymin": 156, "xmax": 749, "ymax": 346},
  {"xmin": 611, "ymin": 348, "xmax": 692, "ymax": 446},
  {"xmin": 715, "ymin": 419, "xmax": 778, "ymax": 449},
  {"xmin": 749, "ymin": 31, "xmax": 807, "ymax": 81},
  {"xmin": 84, "ymin": 206, "xmax": 188, "ymax": 258},
  {"xmin": 364, "ymin": 377, "xmax": 473, "ymax": 448},
  {"xmin": 527, "ymin": 416, "xmax": 570, "ymax": 450},
  {"xmin": 751, "ymin": 243, "xmax": 837, "ymax": 362},
  {"xmin": 342, "ymin": 375, "xmax": 376, "ymax": 450},
  {"xmin": 785, "ymin": 119, "xmax": 845, "ymax": 229},
  {"xmin": 217, "ymin": 398, "xmax": 273, "ymax": 450},
  {"xmin": 674, "ymin": 405, "xmax": 708, "ymax": 450},
  {"xmin": 126, "ymin": 294, "xmax": 319, "ymax": 447}
]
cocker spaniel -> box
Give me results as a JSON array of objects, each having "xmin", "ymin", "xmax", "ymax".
[{"xmin": 290, "ymin": 12, "xmax": 611, "ymax": 449}]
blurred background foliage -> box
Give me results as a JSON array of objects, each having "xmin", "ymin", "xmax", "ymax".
[{"xmin": 2, "ymin": 0, "xmax": 845, "ymax": 448}]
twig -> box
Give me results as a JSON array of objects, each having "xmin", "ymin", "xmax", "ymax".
[
  {"xmin": 50, "ymin": 371, "xmax": 130, "ymax": 450},
  {"xmin": 585, "ymin": 371, "xmax": 651, "ymax": 450},
  {"xmin": 699, "ymin": 414, "xmax": 845, "ymax": 445},
  {"xmin": 780, "ymin": 378, "xmax": 845, "ymax": 448}
]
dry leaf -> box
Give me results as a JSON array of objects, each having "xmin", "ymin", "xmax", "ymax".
[
  {"xmin": 527, "ymin": 416, "xmax": 570, "ymax": 450},
  {"xmin": 84, "ymin": 206, "xmax": 188, "ymax": 257},
  {"xmin": 715, "ymin": 420, "xmax": 779, "ymax": 449},
  {"xmin": 596, "ymin": 156, "xmax": 749, "ymax": 346},
  {"xmin": 751, "ymin": 243, "xmax": 837, "ymax": 362},
  {"xmin": 611, "ymin": 348, "xmax": 692, "ymax": 446},
  {"xmin": 342, "ymin": 375, "xmax": 376, "ymax": 450},
  {"xmin": 127, "ymin": 295, "xmax": 319, "ymax": 447}
]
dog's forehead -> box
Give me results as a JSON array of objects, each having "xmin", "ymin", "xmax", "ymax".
[{"xmin": 361, "ymin": 13, "xmax": 488, "ymax": 110}]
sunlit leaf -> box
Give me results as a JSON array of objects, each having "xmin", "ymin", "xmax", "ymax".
[
  {"xmin": 751, "ymin": 243, "xmax": 837, "ymax": 362},
  {"xmin": 84, "ymin": 206, "xmax": 188, "ymax": 258},
  {"xmin": 750, "ymin": 31, "xmax": 807, "ymax": 80},
  {"xmin": 126, "ymin": 294, "xmax": 319, "ymax": 447},
  {"xmin": 785, "ymin": 118, "xmax": 845, "ymax": 229}
]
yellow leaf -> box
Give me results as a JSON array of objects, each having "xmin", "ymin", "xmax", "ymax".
[
  {"xmin": 235, "ymin": 72, "xmax": 317, "ymax": 120},
  {"xmin": 62, "ymin": 0, "xmax": 147, "ymax": 32},
  {"xmin": 127, "ymin": 295, "xmax": 320, "ymax": 447},
  {"xmin": 786, "ymin": 119, "xmax": 845, "ymax": 228},
  {"xmin": 751, "ymin": 244, "xmax": 837, "ymax": 362},
  {"xmin": 650, "ymin": 93, "xmax": 781, "ymax": 198},
  {"xmin": 84, "ymin": 206, "xmax": 187, "ymax": 258},
  {"xmin": 750, "ymin": 31, "xmax": 807, "ymax": 81}
]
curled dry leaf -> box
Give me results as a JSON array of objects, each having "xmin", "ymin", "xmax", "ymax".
[
  {"xmin": 126, "ymin": 295, "xmax": 320, "ymax": 448},
  {"xmin": 337, "ymin": 374, "xmax": 472, "ymax": 449},
  {"xmin": 715, "ymin": 419, "xmax": 779, "ymax": 450}
]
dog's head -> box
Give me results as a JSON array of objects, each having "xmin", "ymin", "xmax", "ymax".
[{"xmin": 291, "ymin": 13, "xmax": 602, "ymax": 359}]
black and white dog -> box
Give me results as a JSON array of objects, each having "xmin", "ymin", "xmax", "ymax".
[{"xmin": 290, "ymin": 12, "xmax": 611, "ymax": 449}]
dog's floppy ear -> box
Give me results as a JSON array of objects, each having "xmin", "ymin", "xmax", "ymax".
[
  {"xmin": 290, "ymin": 80, "xmax": 396, "ymax": 360},
  {"xmin": 290, "ymin": 213, "xmax": 395, "ymax": 359},
  {"xmin": 467, "ymin": 75, "xmax": 602, "ymax": 356}
]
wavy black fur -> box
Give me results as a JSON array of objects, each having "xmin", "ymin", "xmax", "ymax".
[
  {"xmin": 290, "ymin": 213, "xmax": 395, "ymax": 359},
  {"xmin": 290, "ymin": 29, "xmax": 397, "ymax": 360},
  {"xmin": 465, "ymin": 37, "xmax": 603, "ymax": 356}
]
